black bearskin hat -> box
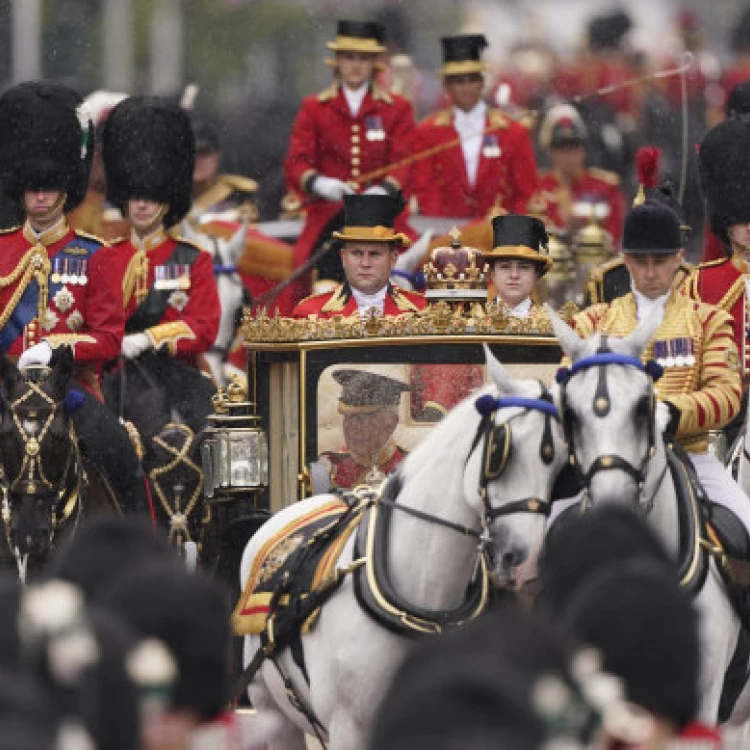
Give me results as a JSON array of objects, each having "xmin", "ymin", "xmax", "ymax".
[
  {"xmin": 100, "ymin": 561, "xmax": 231, "ymax": 720},
  {"xmin": 102, "ymin": 96, "xmax": 194, "ymax": 228},
  {"xmin": 623, "ymin": 199, "xmax": 683, "ymax": 254},
  {"xmin": 699, "ymin": 115, "xmax": 750, "ymax": 243},
  {"xmin": 0, "ymin": 81, "xmax": 93, "ymax": 213}
]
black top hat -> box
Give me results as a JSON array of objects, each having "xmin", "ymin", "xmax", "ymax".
[
  {"xmin": 326, "ymin": 20, "xmax": 386, "ymax": 54},
  {"xmin": 440, "ymin": 35, "xmax": 488, "ymax": 76},
  {"xmin": 484, "ymin": 214, "xmax": 552, "ymax": 274},
  {"xmin": 699, "ymin": 115, "xmax": 750, "ymax": 242},
  {"xmin": 332, "ymin": 193, "xmax": 410, "ymax": 246},
  {"xmin": 0, "ymin": 81, "xmax": 93, "ymax": 213},
  {"xmin": 333, "ymin": 369, "xmax": 409, "ymax": 415},
  {"xmin": 622, "ymin": 199, "xmax": 682, "ymax": 254},
  {"xmin": 102, "ymin": 96, "xmax": 194, "ymax": 229},
  {"xmin": 588, "ymin": 10, "xmax": 632, "ymax": 52}
]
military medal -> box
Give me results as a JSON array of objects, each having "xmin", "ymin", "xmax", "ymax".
[
  {"xmin": 51, "ymin": 257, "xmax": 62, "ymax": 284},
  {"xmin": 79, "ymin": 258, "xmax": 88, "ymax": 286},
  {"xmin": 154, "ymin": 265, "xmax": 167, "ymax": 290},
  {"xmin": 365, "ymin": 115, "xmax": 385, "ymax": 142},
  {"xmin": 60, "ymin": 258, "xmax": 70, "ymax": 285},
  {"xmin": 653, "ymin": 340, "xmax": 668, "ymax": 367},
  {"xmin": 53, "ymin": 286, "xmax": 74, "ymax": 313},
  {"xmin": 482, "ymin": 134, "xmax": 501, "ymax": 158},
  {"xmin": 68, "ymin": 259, "xmax": 79, "ymax": 286}
]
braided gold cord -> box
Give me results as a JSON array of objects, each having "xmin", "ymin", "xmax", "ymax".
[{"xmin": 0, "ymin": 246, "xmax": 51, "ymax": 332}]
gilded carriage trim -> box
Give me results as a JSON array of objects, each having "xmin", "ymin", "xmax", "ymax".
[{"xmin": 242, "ymin": 300, "xmax": 579, "ymax": 346}]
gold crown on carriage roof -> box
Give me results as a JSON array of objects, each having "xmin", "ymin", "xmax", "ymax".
[{"xmin": 423, "ymin": 227, "xmax": 488, "ymax": 292}]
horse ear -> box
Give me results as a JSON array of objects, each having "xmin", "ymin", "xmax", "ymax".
[
  {"xmin": 0, "ymin": 356, "xmax": 19, "ymax": 398},
  {"xmin": 548, "ymin": 306, "xmax": 588, "ymax": 362},
  {"xmin": 225, "ymin": 221, "xmax": 249, "ymax": 265},
  {"xmin": 483, "ymin": 344, "xmax": 516, "ymax": 396},
  {"xmin": 49, "ymin": 345, "xmax": 74, "ymax": 397},
  {"xmin": 609, "ymin": 314, "xmax": 661, "ymax": 359}
]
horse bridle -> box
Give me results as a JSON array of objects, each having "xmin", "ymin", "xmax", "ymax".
[
  {"xmin": 557, "ymin": 349, "xmax": 663, "ymax": 503},
  {"xmin": 469, "ymin": 391, "xmax": 560, "ymax": 525},
  {"xmin": 0, "ymin": 379, "xmax": 82, "ymax": 535}
]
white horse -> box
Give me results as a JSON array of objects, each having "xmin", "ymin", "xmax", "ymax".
[
  {"xmin": 550, "ymin": 312, "xmax": 750, "ymax": 727},
  {"xmin": 181, "ymin": 220, "xmax": 248, "ymax": 386},
  {"xmin": 239, "ymin": 348, "xmax": 569, "ymax": 750}
]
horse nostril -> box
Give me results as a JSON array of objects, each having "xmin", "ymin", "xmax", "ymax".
[{"xmin": 502, "ymin": 548, "xmax": 527, "ymax": 570}]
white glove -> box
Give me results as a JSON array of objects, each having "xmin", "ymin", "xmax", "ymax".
[
  {"xmin": 18, "ymin": 341, "xmax": 53, "ymax": 369},
  {"xmin": 312, "ymin": 176, "xmax": 355, "ymax": 202},
  {"xmin": 121, "ymin": 332, "xmax": 153, "ymax": 360},
  {"xmin": 363, "ymin": 185, "xmax": 388, "ymax": 196}
]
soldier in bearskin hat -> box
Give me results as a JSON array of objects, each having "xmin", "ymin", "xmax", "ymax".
[
  {"xmin": 101, "ymin": 96, "xmax": 220, "ymax": 363},
  {"xmin": 284, "ymin": 19, "xmax": 416, "ymax": 298},
  {"xmin": 572, "ymin": 199, "xmax": 750, "ymax": 536},
  {"xmin": 410, "ymin": 33, "xmax": 537, "ymax": 219},
  {"xmin": 0, "ymin": 80, "xmax": 147, "ymax": 512},
  {"xmin": 292, "ymin": 193, "xmax": 426, "ymax": 318},
  {"xmin": 685, "ymin": 115, "xmax": 750, "ymax": 381}
]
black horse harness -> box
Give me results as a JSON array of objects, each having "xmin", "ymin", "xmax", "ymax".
[{"xmin": 0, "ymin": 375, "xmax": 84, "ymax": 556}]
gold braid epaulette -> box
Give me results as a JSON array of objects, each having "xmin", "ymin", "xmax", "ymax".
[{"xmin": 0, "ymin": 245, "xmax": 51, "ymax": 331}]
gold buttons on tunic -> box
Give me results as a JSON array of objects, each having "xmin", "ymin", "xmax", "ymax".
[{"xmin": 351, "ymin": 134, "xmax": 360, "ymax": 144}]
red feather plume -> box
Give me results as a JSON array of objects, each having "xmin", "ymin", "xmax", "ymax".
[{"xmin": 635, "ymin": 146, "xmax": 660, "ymax": 189}]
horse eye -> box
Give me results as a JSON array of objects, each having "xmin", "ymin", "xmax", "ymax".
[{"xmin": 635, "ymin": 396, "xmax": 650, "ymax": 419}]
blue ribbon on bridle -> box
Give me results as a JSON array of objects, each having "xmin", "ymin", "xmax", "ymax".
[
  {"xmin": 556, "ymin": 353, "xmax": 664, "ymax": 384},
  {"xmin": 475, "ymin": 394, "xmax": 560, "ymax": 420}
]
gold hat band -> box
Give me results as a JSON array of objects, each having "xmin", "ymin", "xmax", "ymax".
[
  {"xmin": 326, "ymin": 36, "xmax": 387, "ymax": 53},
  {"xmin": 483, "ymin": 244, "xmax": 553, "ymax": 273},
  {"xmin": 333, "ymin": 225, "xmax": 411, "ymax": 246},
  {"xmin": 442, "ymin": 60, "xmax": 488, "ymax": 77}
]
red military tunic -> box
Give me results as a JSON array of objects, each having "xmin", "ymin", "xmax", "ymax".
[
  {"xmin": 684, "ymin": 256, "xmax": 750, "ymax": 378},
  {"xmin": 292, "ymin": 283, "xmax": 426, "ymax": 319},
  {"xmin": 537, "ymin": 167, "xmax": 625, "ymax": 247},
  {"xmin": 410, "ymin": 107, "xmax": 537, "ymax": 218},
  {"xmin": 321, "ymin": 443, "xmax": 408, "ymax": 490},
  {"xmin": 284, "ymin": 82, "xmax": 416, "ymax": 272},
  {"xmin": 112, "ymin": 228, "xmax": 220, "ymax": 360},
  {"xmin": 0, "ymin": 219, "xmax": 125, "ymax": 393}
]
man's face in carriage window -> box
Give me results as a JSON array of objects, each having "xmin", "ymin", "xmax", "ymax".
[
  {"xmin": 623, "ymin": 250, "xmax": 684, "ymax": 300},
  {"xmin": 343, "ymin": 407, "xmax": 399, "ymax": 460},
  {"xmin": 341, "ymin": 241, "xmax": 398, "ymax": 295}
]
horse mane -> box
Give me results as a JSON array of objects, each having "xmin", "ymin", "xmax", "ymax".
[{"xmin": 399, "ymin": 386, "xmax": 490, "ymax": 483}]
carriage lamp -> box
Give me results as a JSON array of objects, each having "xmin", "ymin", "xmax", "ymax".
[{"xmin": 201, "ymin": 376, "xmax": 268, "ymax": 500}]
